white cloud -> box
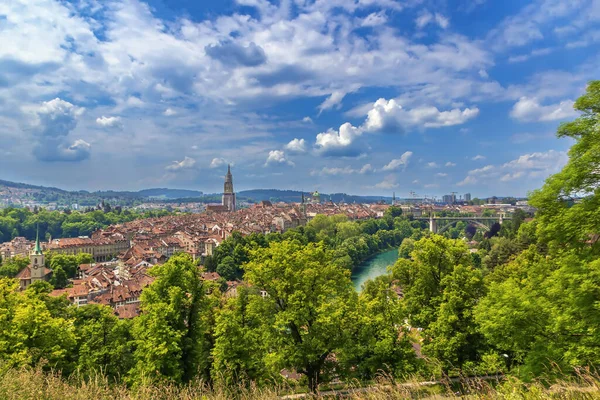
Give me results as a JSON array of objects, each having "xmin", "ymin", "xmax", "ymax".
[
  {"xmin": 30, "ymin": 98, "xmax": 90, "ymax": 162},
  {"xmin": 510, "ymin": 97, "xmax": 578, "ymax": 122},
  {"xmin": 311, "ymin": 163, "xmax": 375, "ymax": 176},
  {"xmin": 302, "ymin": 116, "xmax": 313, "ymax": 123},
  {"xmin": 472, "ymin": 155, "xmax": 486, "ymax": 161},
  {"xmin": 314, "ymin": 123, "xmax": 363, "ymax": 157},
  {"xmin": 209, "ymin": 158, "xmax": 229, "ymax": 169},
  {"xmin": 359, "ymin": 164, "xmax": 374, "ymax": 174},
  {"xmin": 445, "ymin": 161, "xmax": 456, "ymax": 167},
  {"xmin": 96, "ymin": 116, "xmax": 122, "ymax": 128},
  {"xmin": 435, "ymin": 14, "xmax": 450, "ymax": 29},
  {"xmin": 164, "ymin": 108, "xmax": 177, "ymax": 116},
  {"xmin": 285, "ymin": 138, "xmax": 307, "ymax": 154},
  {"xmin": 361, "ymin": 11, "xmax": 388, "ymax": 27},
  {"xmin": 364, "ymin": 99, "xmax": 479, "ymax": 132},
  {"xmin": 415, "ymin": 11, "xmax": 450, "ymax": 29},
  {"xmin": 382, "ymin": 151, "xmax": 413, "ymax": 171},
  {"xmin": 435, "ymin": 172, "xmax": 448, "ymax": 177},
  {"xmin": 426, "ymin": 162, "xmax": 439, "ymax": 168},
  {"xmin": 318, "ymin": 91, "xmax": 346, "ymax": 113},
  {"xmin": 265, "ymin": 150, "xmax": 294, "ymax": 167},
  {"xmin": 166, "ymin": 156, "xmax": 196, "ymax": 171},
  {"xmin": 371, "ymin": 174, "xmax": 399, "ymax": 190},
  {"xmin": 457, "ymin": 150, "xmax": 568, "ymax": 186}
]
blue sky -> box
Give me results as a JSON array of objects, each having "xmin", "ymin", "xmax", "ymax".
[{"xmin": 0, "ymin": 0, "xmax": 598, "ymax": 198}]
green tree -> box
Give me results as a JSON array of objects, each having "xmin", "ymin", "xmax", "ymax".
[
  {"xmin": 423, "ymin": 264, "xmax": 486, "ymax": 371},
  {"xmin": 392, "ymin": 235, "xmax": 472, "ymax": 329},
  {"xmin": 244, "ymin": 240, "xmax": 356, "ymax": 393},
  {"xmin": 0, "ymin": 256, "xmax": 29, "ymax": 278},
  {"xmin": 73, "ymin": 304, "xmax": 134, "ymax": 379},
  {"xmin": 529, "ymin": 81, "xmax": 600, "ymax": 255},
  {"xmin": 340, "ymin": 275, "xmax": 418, "ymax": 380},
  {"xmin": 130, "ymin": 253, "xmax": 210, "ymax": 384},
  {"xmin": 211, "ymin": 286, "xmax": 269, "ymax": 386}
]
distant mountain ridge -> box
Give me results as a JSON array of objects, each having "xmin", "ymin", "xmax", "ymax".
[{"xmin": 0, "ymin": 179, "xmax": 392, "ymax": 205}]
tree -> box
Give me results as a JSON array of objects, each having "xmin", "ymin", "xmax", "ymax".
[
  {"xmin": 392, "ymin": 235, "xmax": 472, "ymax": 329},
  {"xmin": 244, "ymin": 240, "xmax": 356, "ymax": 393},
  {"xmin": 0, "ymin": 279, "xmax": 77, "ymax": 372},
  {"xmin": 482, "ymin": 237, "xmax": 519, "ymax": 271},
  {"xmin": 130, "ymin": 253, "xmax": 210, "ymax": 384},
  {"xmin": 423, "ymin": 264, "xmax": 486, "ymax": 371},
  {"xmin": 473, "ymin": 250, "xmax": 600, "ymax": 378},
  {"xmin": 73, "ymin": 304, "xmax": 134, "ymax": 379},
  {"xmin": 465, "ymin": 224, "xmax": 477, "ymax": 240},
  {"xmin": 211, "ymin": 286, "xmax": 269, "ymax": 386},
  {"xmin": 529, "ymin": 81, "xmax": 600, "ymax": 255},
  {"xmin": 385, "ymin": 206, "xmax": 403, "ymax": 219},
  {"xmin": 398, "ymin": 238, "xmax": 415, "ymax": 259},
  {"xmin": 0, "ymin": 256, "xmax": 29, "ymax": 278},
  {"xmin": 340, "ymin": 275, "xmax": 418, "ymax": 380}
]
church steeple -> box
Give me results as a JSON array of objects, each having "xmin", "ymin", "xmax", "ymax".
[{"xmin": 33, "ymin": 225, "xmax": 42, "ymax": 255}]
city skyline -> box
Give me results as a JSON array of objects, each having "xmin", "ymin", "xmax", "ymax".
[{"xmin": 1, "ymin": 0, "xmax": 596, "ymax": 197}]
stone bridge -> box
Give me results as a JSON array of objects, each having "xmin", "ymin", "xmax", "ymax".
[{"xmin": 415, "ymin": 214, "xmax": 511, "ymax": 233}]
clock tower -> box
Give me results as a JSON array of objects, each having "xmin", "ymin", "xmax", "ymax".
[{"xmin": 30, "ymin": 228, "xmax": 45, "ymax": 281}]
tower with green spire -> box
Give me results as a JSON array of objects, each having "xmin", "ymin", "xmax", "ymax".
[{"xmin": 30, "ymin": 225, "xmax": 46, "ymax": 280}]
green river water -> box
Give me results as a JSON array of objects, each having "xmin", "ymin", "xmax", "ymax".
[{"xmin": 351, "ymin": 249, "xmax": 399, "ymax": 291}]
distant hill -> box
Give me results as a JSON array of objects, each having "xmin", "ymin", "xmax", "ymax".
[
  {"xmin": 238, "ymin": 189, "xmax": 391, "ymax": 204},
  {"xmin": 0, "ymin": 179, "xmax": 205, "ymax": 207},
  {"xmin": 0, "ymin": 178, "xmax": 391, "ymax": 207}
]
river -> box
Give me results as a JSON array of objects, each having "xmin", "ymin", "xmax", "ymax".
[{"xmin": 351, "ymin": 249, "xmax": 399, "ymax": 291}]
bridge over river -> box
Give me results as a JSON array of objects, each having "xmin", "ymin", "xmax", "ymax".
[{"xmin": 414, "ymin": 214, "xmax": 511, "ymax": 234}]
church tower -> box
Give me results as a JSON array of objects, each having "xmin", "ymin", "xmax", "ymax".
[
  {"xmin": 222, "ymin": 164, "xmax": 236, "ymax": 212},
  {"xmin": 30, "ymin": 227, "xmax": 45, "ymax": 281}
]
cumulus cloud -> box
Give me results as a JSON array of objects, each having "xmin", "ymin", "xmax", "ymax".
[
  {"xmin": 205, "ymin": 41, "xmax": 267, "ymax": 67},
  {"xmin": 166, "ymin": 156, "xmax": 196, "ymax": 171},
  {"xmin": 164, "ymin": 108, "xmax": 177, "ymax": 116},
  {"xmin": 302, "ymin": 116, "xmax": 313, "ymax": 123},
  {"xmin": 510, "ymin": 97, "xmax": 578, "ymax": 122},
  {"xmin": 314, "ymin": 123, "xmax": 363, "ymax": 157},
  {"xmin": 472, "ymin": 155, "xmax": 486, "ymax": 161},
  {"xmin": 426, "ymin": 162, "xmax": 439, "ymax": 168},
  {"xmin": 364, "ymin": 99, "xmax": 479, "ymax": 132},
  {"xmin": 96, "ymin": 116, "xmax": 122, "ymax": 128},
  {"xmin": 265, "ymin": 150, "xmax": 294, "ymax": 167},
  {"xmin": 435, "ymin": 172, "xmax": 448, "ymax": 177},
  {"xmin": 284, "ymin": 138, "xmax": 307, "ymax": 154},
  {"xmin": 31, "ymin": 98, "xmax": 90, "ymax": 162},
  {"xmin": 457, "ymin": 150, "xmax": 568, "ymax": 186},
  {"xmin": 382, "ymin": 151, "xmax": 413, "ymax": 171},
  {"xmin": 445, "ymin": 161, "xmax": 456, "ymax": 167}
]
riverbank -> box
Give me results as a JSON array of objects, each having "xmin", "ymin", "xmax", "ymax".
[{"xmin": 351, "ymin": 248, "xmax": 399, "ymax": 291}]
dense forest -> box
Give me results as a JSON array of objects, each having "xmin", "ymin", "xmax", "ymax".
[{"xmin": 0, "ymin": 82, "xmax": 598, "ymax": 398}]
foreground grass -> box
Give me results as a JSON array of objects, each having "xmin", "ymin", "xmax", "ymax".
[{"xmin": 1, "ymin": 367, "xmax": 600, "ymax": 399}]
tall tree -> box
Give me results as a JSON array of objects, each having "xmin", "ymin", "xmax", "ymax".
[
  {"xmin": 130, "ymin": 253, "xmax": 210, "ymax": 384},
  {"xmin": 529, "ymin": 80, "xmax": 600, "ymax": 255},
  {"xmin": 244, "ymin": 240, "xmax": 356, "ymax": 393}
]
